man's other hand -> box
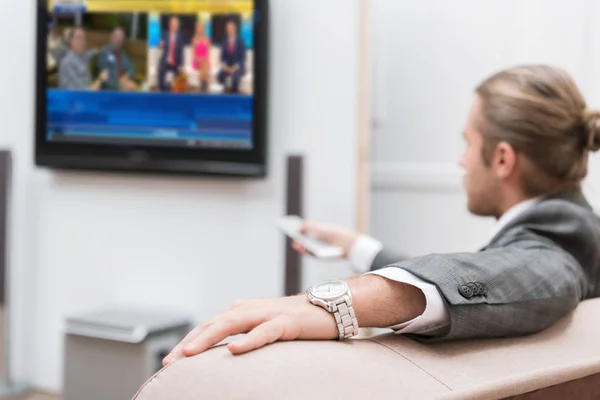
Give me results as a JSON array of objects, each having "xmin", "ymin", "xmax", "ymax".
[
  {"xmin": 294, "ymin": 222, "xmax": 360, "ymax": 258},
  {"xmin": 162, "ymin": 295, "xmax": 338, "ymax": 367},
  {"xmin": 162, "ymin": 275, "xmax": 425, "ymax": 367},
  {"xmin": 98, "ymin": 69, "xmax": 109, "ymax": 82}
]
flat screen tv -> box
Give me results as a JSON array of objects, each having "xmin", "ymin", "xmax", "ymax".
[{"xmin": 35, "ymin": 0, "xmax": 269, "ymax": 178}]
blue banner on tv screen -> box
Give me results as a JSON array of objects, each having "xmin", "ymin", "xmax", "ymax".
[{"xmin": 47, "ymin": 90, "xmax": 253, "ymax": 148}]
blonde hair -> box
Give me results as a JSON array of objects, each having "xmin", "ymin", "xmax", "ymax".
[{"xmin": 476, "ymin": 65, "xmax": 600, "ymax": 196}]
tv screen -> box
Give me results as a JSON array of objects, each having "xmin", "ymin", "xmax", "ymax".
[{"xmin": 35, "ymin": 0, "xmax": 269, "ymax": 177}]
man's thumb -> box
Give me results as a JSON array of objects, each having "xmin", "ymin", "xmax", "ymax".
[
  {"xmin": 299, "ymin": 222, "xmax": 312, "ymax": 235},
  {"xmin": 299, "ymin": 222, "xmax": 326, "ymax": 240}
]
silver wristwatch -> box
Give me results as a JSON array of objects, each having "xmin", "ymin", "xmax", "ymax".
[{"xmin": 306, "ymin": 280, "xmax": 359, "ymax": 340}]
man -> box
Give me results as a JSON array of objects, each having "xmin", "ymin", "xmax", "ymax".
[
  {"xmin": 163, "ymin": 65, "xmax": 600, "ymax": 366},
  {"xmin": 47, "ymin": 22, "xmax": 68, "ymax": 69},
  {"xmin": 217, "ymin": 20, "xmax": 247, "ymax": 93},
  {"xmin": 97, "ymin": 27, "xmax": 137, "ymax": 91},
  {"xmin": 59, "ymin": 27, "xmax": 108, "ymax": 90},
  {"xmin": 158, "ymin": 16, "xmax": 185, "ymax": 92}
]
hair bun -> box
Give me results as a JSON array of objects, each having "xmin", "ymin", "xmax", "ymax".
[{"xmin": 582, "ymin": 109, "xmax": 600, "ymax": 152}]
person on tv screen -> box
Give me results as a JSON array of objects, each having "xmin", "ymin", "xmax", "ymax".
[
  {"xmin": 47, "ymin": 22, "xmax": 68, "ymax": 70},
  {"xmin": 58, "ymin": 27, "xmax": 108, "ymax": 90},
  {"xmin": 97, "ymin": 27, "xmax": 137, "ymax": 92},
  {"xmin": 158, "ymin": 16, "xmax": 185, "ymax": 92},
  {"xmin": 192, "ymin": 20, "xmax": 212, "ymax": 92},
  {"xmin": 217, "ymin": 20, "xmax": 247, "ymax": 94}
]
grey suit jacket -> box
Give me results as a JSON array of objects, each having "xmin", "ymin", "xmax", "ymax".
[
  {"xmin": 97, "ymin": 44, "xmax": 135, "ymax": 91},
  {"xmin": 372, "ymin": 190, "xmax": 600, "ymax": 341}
]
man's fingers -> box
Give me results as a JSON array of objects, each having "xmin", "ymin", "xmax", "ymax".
[
  {"xmin": 299, "ymin": 221, "xmax": 318, "ymax": 235},
  {"xmin": 163, "ymin": 319, "xmax": 213, "ymax": 366},
  {"xmin": 183, "ymin": 312, "xmax": 264, "ymax": 356},
  {"xmin": 165, "ymin": 301, "xmax": 263, "ymax": 365},
  {"xmin": 299, "ymin": 222, "xmax": 331, "ymax": 241},
  {"xmin": 227, "ymin": 318, "xmax": 285, "ymax": 355},
  {"xmin": 292, "ymin": 241, "xmax": 308, "ymax": 254}
]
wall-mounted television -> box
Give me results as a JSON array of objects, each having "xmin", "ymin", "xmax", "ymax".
[{"xmin": 35, "ymin": 0, "xmax": 269, "ymax": 178}]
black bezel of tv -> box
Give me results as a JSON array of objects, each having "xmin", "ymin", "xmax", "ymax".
[{"xmin": 34, "ymin": 0, "xmax": 269, "ymax": 178}]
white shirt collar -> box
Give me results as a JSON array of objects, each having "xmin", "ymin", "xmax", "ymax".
[{"xmin": 488, "ymin": 197, "xmax": 541, "ymax": 241}]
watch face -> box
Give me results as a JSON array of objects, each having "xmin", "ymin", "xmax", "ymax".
[{"xmin": 310, "ymin": 280, "xmax": 348, "ymax": 300}]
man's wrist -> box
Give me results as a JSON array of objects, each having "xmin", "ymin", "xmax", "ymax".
[
  {"xmin": 295, "ymin": 294, "xmax": 339, "ymax": 340},
  {"xmin": 347, "ymin": 274, "xmax": 426, "ymax": 329},
  {"xmin": 299, "ymin": 273, "xmax": 426, "ymax": 340}
]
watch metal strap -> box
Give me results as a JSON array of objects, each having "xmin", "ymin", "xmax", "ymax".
[{"xmin": 331, "ymin": 294, "xmax": 359, "ymax": 340}]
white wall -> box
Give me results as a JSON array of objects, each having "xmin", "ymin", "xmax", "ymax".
[
  {"xmin": 0, "ymin": 0, "xmax": 359, "ymax": 392},
  {"xmin": 370, "ymin": 0, "xmax": 600, "ymax": 256}
]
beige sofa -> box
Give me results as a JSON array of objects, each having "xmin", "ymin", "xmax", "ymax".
[{"xmin": 132, "ymin": 298, "xmax": 600, "ymax": 399}]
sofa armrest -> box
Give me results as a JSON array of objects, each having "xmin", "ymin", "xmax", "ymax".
[
  {"xmin": 132, "ymin": 337, "xmax": 450, "ymax": 399},
  {"xmin": 133, "ymin": 299, "xmax": 600, "ymax": 400}
]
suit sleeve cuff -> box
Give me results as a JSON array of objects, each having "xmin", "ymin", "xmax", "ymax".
[
  {"xmin": 348, "ymin": 235, "xmax": 384, "ymax": 274},
  {"xmin": 366, "ymin": 267, "xmax": 450, "ymax": 335}
]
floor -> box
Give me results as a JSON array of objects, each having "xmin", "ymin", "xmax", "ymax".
[{"xmin": 18, "ymin": 394, "xmax": 60, "ymax": 400}]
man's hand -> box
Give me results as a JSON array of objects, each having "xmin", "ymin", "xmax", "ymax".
[
  {"xmin": 162, "ymin": 275, "xmax": 426, "ymax": 367},
  {"xmin": 223, "ymin": 65, "xmax": 235, "ymax": 75},
  {"xmin": 293, "ymin": 222, "xmax": 360, "ymax": 258},
  {"xmin": 162, "ymin": 295, "xmax": 338, "ymax": 367},
  {"xmin": 119, "ymin": 75, "xmax": 138, "ymax": 91},
  {"xmin": 98, "ymin": 69, "xmax": 109, "ymax": 82}
]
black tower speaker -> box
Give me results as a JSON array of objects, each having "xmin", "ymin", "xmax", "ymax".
[{"xmin": 284, "ymin": 155, "xmax": 303, "ymax": 296}]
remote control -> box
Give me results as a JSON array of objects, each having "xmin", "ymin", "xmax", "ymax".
[{"xmin": 277, "ymin": 215, "xmax": 345, "ymax": 259}]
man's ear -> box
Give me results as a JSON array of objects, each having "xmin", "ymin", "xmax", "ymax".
[{"xmin": 494, "ymin": 142, "xmax": 517, "ymax": 178}]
